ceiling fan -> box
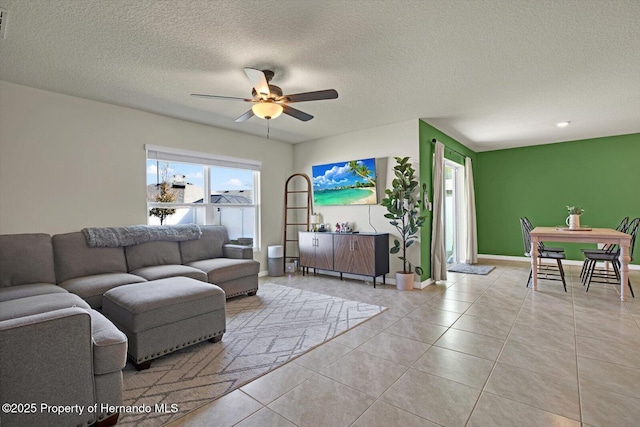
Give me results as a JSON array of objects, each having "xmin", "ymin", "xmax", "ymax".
[{"xmin": 191, "ymin": 68, "xmax": 338, "ymax": 122}]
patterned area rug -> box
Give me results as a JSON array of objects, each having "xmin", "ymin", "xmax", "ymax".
[
  {"xmin": 447, "ymin": 263, "xmax": 496, "ymax": 275},
  {"xmin": 119, "ymin": 283, "xmax": 386, "ymax": 426}
]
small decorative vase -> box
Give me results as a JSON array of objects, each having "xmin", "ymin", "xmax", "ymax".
[
  {"xmin": 395, "ymin": 272, "xmax": 415, "ymax": 291},
  {"xmin": 566, "ymin": 214, "xmax": 581, "ymax": 230}
]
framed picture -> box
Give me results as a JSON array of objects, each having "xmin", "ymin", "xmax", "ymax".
[{"xmin": 312, "ymin": 158, "xmax": 377, "ymax": 206}]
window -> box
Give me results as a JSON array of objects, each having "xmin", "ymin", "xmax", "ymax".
[{"xmin": 146, "ymin": 145, "xmax": 261, "ymax": 249}]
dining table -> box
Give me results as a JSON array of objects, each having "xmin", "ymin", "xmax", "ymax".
[{"xmin": 530, "ymin": 227, "xmax": 632, "ymax": 301}]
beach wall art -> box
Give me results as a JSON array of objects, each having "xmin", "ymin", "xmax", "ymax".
[{"xmin": 312, "ymin": 158, "xmax": 378, "ymax": 206}]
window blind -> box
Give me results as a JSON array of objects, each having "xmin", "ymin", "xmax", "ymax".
[{"xmin": 145, "ymin": 145, "xmax": 261, "ymax": 171}]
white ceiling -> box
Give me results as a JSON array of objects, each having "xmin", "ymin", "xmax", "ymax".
[{"xmin": 1, "ymin": 0, "xmax": 638, "ymax": 151}]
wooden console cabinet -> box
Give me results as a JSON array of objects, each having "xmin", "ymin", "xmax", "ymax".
[
  {"xmin": 298, "ymin": 232, "xmax": 389, "ymax": 287},
  {"xmin": 299, "ymin": 232, "xmax": 334, "ymax": 271}
]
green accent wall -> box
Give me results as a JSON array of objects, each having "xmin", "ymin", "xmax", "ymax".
[
  {"xmin": 475, "ymin": 133, "xmax": 640, "ymax": 264},
  {"xmin": 418, "ymin": 120, "xmax": 477, "ymax": 279}
]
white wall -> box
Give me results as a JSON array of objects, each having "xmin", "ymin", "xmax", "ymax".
[
  {"xmin": 0, "ymin": 81, "xmax": 293, "ymax": 267},
  {"xmin": 293, "ymin": 119, "xmax": 420, "ymax": 278}
]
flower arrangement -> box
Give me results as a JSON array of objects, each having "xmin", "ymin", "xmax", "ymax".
[{"xmin": 566, "ymin": 206, "xmax": 584, "ymax": 215}]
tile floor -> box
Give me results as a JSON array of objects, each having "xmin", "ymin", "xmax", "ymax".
[{"xmin": 167, "ymin": 261, "xmax": 640, "ymax": 427}]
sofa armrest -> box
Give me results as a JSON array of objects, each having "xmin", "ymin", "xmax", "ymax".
[
  {"xmin": 0, "ymin": 308, "xmax": 97, "ymax": 426},
  {"xmin": 223, "ymin": 244, "xmax": 253, "ymax": 259}
]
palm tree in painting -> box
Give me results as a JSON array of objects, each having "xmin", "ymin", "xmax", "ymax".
[{"xmin": 347, "ymin": 160, "xmax": 376, "ymax": 187}]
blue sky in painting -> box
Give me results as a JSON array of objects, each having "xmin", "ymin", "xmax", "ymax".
[{"xmin": 312, "ymin": 158, "xmax": 376, "ymax": 190}]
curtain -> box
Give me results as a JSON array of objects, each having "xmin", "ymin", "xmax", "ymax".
[
  {"xmin": 431, "ymin": 141, "xmax": 447, "ymax": 281},
  {"xmin": 464, "ymin": 157, "xmax": 478, "ymax": 264}
]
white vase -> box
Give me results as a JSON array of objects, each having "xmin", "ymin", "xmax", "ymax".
[
  {"xmin": 566, "ymin": 214, "xmax": 581, "ymax": 230},
  {"xmin": 395, "ymin": 272, "xmax": 415, "ymax": 291}
]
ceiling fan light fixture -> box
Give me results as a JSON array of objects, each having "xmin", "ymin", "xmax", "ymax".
[{"xmin": 252, "ymin": 102, "xmax": 283, "ymax": 120}]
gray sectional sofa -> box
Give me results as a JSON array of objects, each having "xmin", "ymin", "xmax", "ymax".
[
  {"xmin": 52, "ymin": 225, "xmax": 260, "ymax": 308},
  {"xmin": 0, "ymin": 225, "xmax": 260, "ymax": 427}
]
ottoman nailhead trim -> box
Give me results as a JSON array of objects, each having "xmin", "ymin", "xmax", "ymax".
[
  {"xmin": 135, "ymin": 330, "xmax": 225, "ymax": 363},
  {"xmin": 226, "ymin": 287, "xmax": 258, "ymax": 298}
]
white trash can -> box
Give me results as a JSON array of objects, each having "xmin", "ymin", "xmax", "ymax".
[{"xmin": 267, "ymin": 245, "xmax": 284, "ymax": 276}]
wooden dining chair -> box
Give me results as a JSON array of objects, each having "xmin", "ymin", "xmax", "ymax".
[
  {"xmin": 522, "ymin": 217, "xmax": 565, "ymax": 253},
  {"xmin": 582, "ymin": 217, "xmax": 638, "ymax": 297},
  {"xmin": 522, "ymin": 217, "xmax": 566, "ymax": 274},
  {"xmin": 579, "ymin": 216, "xmax": 629, "ymax": 283},
  {"xmin": 520, "ymin": 218, "xmax": 567, "ymax": 292}
]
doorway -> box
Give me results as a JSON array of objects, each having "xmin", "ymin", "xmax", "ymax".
[{"xmin": 443, "ymin": 159, "xmax": 465, "ymax": 265}]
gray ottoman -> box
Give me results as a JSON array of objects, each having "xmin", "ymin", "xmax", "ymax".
[{"xmin": 102, "ymin": 277, "xmax": 226, "ymax": 370}]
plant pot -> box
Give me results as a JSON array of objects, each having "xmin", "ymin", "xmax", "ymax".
[{"xmin": 395, "ymin": 272, "xmax": 415, "ymax": 291}]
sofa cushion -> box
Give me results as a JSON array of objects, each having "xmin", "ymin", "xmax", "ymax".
[
  {"xmin": 223, "ymin": 244, "xmax": 253, "ymax": 259},
  {"xmin": 186, "ymin": 258, "xmax": 260, "ymax": 284},
  {"xmin": 180, "ymin": 225, "xmax": 228, "ymax": 263},
  {"xmin": 58, "ymin": 273, "xmax": 147, "ymax": 309},
  {"xmin": 0, "ymin": 233, "xmax": 56, "ymax": 288},
  {"xmin": 130, "ymin": 265, "xmax": 207, "ymax": 282},
  {"xmin": 102, "ymin": 278, "xmax": 225, "ymax": 332},
  {"xmin": 0, "ymin": 293, "xmax": 90, "ymax": 322},
  {"xmin": 125, "ymin": 241, "xmax": 182, "ymax": 271},
  {"xmin": 52, "ymin": 232, "xmax": 129, "ymax": 283},
  {"xmin": 86, "ymin": 309, "xmax": 128, "ymax": 375},
  {"xmin": 0, "ymin": 283, "xmax": 67, "ymax": 302}
]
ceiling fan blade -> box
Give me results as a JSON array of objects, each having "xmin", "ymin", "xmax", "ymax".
[
  {"xmin": 235, "ymin": 109, "xmax": 255, "ymax": 123},
  {"xmin": 244, "ymin": 68, "xmax": 271, "ymax": 98},
  {"xmin": 282, "ymin": 105, "xmax": 313, "ymax": 121},
  {"xmin": 283, "ymin": 89, "xmax": 338, "ymax": 103},
  {"xmin": 191, "ymin": 94, "xmax": 252, "ymax": 102}
]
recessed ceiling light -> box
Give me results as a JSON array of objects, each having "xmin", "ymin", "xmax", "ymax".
[{"xmin": 557, "ymin": 121, "xmax": 571, "ymax": 127}]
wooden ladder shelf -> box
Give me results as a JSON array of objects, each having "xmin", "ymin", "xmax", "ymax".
[{"xmin": 283, "ymin": 173, "xmax": 312, "ymax": 264}]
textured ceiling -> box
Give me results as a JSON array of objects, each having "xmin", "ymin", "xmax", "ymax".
[{"xmin": 0, "ymin": 0, "xmax": 638, "ymax": 150}]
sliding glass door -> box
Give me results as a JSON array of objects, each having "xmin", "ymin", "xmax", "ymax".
[{"xmin": 443, "ymin": 160, "xmax": 465, "ymax": 265}]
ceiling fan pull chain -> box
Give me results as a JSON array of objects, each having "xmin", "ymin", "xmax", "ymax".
[{"xmin": 267, "ymin": 119, "xmax": 270, "ymax": 139}]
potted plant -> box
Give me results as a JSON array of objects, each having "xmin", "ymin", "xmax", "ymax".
[
  {"xmin": 381, "ymin": 157, "xmax": 427, "ymax": 290},
  {"xmin": 566, "ymin": 206, "xmax": 584, "ymax": 230}
]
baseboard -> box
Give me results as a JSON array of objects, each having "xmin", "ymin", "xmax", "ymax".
[
  {"xmin": 415, "ymin": 278, "xmax": 434, "ymax": 289},
  {"xmin": 295, "ymin": 269, "xmax": 438, "ymax": 290},
  {"xmin": 478, "ymin": 254, "xmax": 640, "ymax": 271},
  {"xmin": 262, "ymin": 257, "xmax": 639, "ymax": 285}
]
